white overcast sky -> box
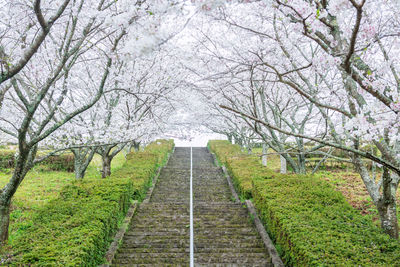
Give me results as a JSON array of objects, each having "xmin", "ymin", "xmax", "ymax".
[{"xmin": 166, "ymin": 132, "xmax": 226, "ymax": 147}]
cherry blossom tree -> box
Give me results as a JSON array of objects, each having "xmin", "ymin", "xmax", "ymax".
[
  {"xmin": 0, "ymin": 0, "xmax": 72, "ymax": 85},
  {"xmin": 0, "ymin": 0, "xmax": 185, "ymax": 243},
  {"xmin": 187, "ymin": 0, "xmax": 400, "ymax": 238}
]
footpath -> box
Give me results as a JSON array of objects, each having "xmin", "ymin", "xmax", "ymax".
[{"xmin": 111, "ymin": 147, "xmax": 272, "ymax": 266}]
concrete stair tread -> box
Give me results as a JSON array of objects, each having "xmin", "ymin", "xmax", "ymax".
[
  {"xmin": 194, "ymin": 252, "xmax": 270, "ymax": 261},
  {"xmin": 111, "ymin": 147, "xmax": 271, "ymax": 266}
]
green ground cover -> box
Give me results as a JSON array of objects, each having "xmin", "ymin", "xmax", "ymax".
[
  {"xmin": 209, "ymin": 140, "xmax": 400, "ymax": 266},
  {"xmin": 0, "ymin": 139, "xmax": 173, "ymax": 265}
]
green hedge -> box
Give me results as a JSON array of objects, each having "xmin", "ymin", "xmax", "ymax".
[
  {"xmin": 0, "ymin": 150, "xmax": 15, "ymax": 169},
  {"xmin": 144, "ymin": 139, "xmax": 174, "ymax": 166},
  {"xmin": 208, "ymin": 140, "xmax": 260, "ymax": 198},
  {"xmin": 39, "ymin": 153, "xmax": 75, "ymax": 172},
  {"xmin": 10, "ymin": 139, "xmax": 174, "ymax": 266},
  {"xmin": 0, "ymin": 150, "xmax": 74, "ymax": 172},
  {"xmin": 208, "ymin": 140, "xmax": 243, "ymax": 165},
  {"xmin": 11, "ymin": 179, "xmax": 134, "ymax": 266},
  {"xmin": 209, "ymin": 140, "xmax": 400, "ymax": 266}
]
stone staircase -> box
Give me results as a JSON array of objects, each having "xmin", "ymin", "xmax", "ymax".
[{"xmin": 112, "ymin": 147, "xmax": 272, "ymax": 266}]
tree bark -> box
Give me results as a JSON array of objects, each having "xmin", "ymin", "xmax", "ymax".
[
  {"xmin": 73, "ymin": 154, "xmax": 85, "ymax": 180},
  {"xmin": 262, "ymin": 144, "xmax": 268, "ymax": 167},
  {"xmin": 72, "ymin": 147, "xmax": 96, "ymax": 180},
  {"xmin": 75, "ymin": 168, "xmax": 85, "ymax": 180},
  {"xmin": 280, "ymin": 155, "xmax": 287, "ymax": 174},
  {"xmin": 101, "ymin": 156, "xmax": 112, "ymax": 178},
  {"xmin": 133, "ymin": 141, "xmax": 141, "ymax": 152},
  {"xmin": 377, "ymin": 168, "xmax": 399, "ymax": 239},
  {"xmin": 377, "ymin": 200, "xmax": 399, "ymax": 239},
  {"xmin": 0, "ymin": 201, "xmax": 10, "ymax": 244},
  {"xmin": 297, "ymin": 152, "xmax": 306, "ymax": 174},
  {"xmin": 98, "ymin": 144, "xmax": 126, "ymax": 178},
  {"xmin": 0, "ymin": 145, "xmax": 36, "ymax": 244}
]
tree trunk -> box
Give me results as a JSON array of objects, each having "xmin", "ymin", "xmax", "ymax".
[
  {"xmin": 133, "ymin": 141, "xmax": 140, "ymax": 152},
  {"xmin": 227, "ymin": 134, "xmax": 233, "ymax": 143},
  {"xmin": 0, "ymin": 146, "xmax": 36, "ymax": 244},
  {"xmin": 74, "ymin": 155, "xmax": 85, "ymax": 180},
  {"xmin": 101, "ymin": 156, "xmax": 112, "ymax": 178},
  {"xmin": 262, "ymin": 144, "xmax": 268, "ymax": 167},
  {"xmin": 280, "ymin": 155, "xmax": 287, "ymax": 174},
  {"xmin": 72, "ymin": 148, "xmax": 96, "ymax": 180},
  {"xmin": 297, "ymin": 153, "xmax": 306, "ymax": 174},
  {"xmin": 377, "ymin": 200, "xmax": 399, "ymax": 239},
  {"xmin": 74, "ymin": 167, "xmax": 85, "ymax": 180},
  {"xmin": 377, "ymin": 169, "xmax": 399, "ymax": 239},
  {"xmin": 0, "ymin": 201, "xmax": 10, "ymax": 244}
]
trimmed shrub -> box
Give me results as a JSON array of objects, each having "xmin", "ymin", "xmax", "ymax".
[
  {"xmin": 115, "ymin": 152, "xmax": 159, "ymax": 200},
  {"xmin": 225, "ymin": 155, "xmax": 264, "ymax": 199},
  {"xmin": 253, "ymin": 176, "xmax": 400, "ymax": 266},
  {"xmin": 144, "ymin": 139, "xmax": 174, "ymax": 166},
  {"xmin": 0, "ymin": 150, "xmax": 15, "ymax": 169},
  {"xmin": 209, "ymin": 140, "xmax": 400, "ymax": 266},
  {"xmin": 11, "ymin": 178, "xmax": 134, "ymax": 266},
  {"xmin": 208, "ymin": 140, "xmax": 243, "ymax": 165},
  {"xmin": 0, "ymin": 150, "xmax": 74, "ymax": 172},
  {"xmin": 9, "ymin": 139, "xmax": 174, "ymax": 266},
  {"xmin": 39, "ymin": 153, "xmax": 75, "ymax": 172},
  {"xmin": 209, "ymin": 140, "xmax": 261, "ymax": 198}
]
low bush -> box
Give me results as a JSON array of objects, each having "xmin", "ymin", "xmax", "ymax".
[
  {"xmin": 9, "ymin": 139, "xmax": 174, "ymax": 266},
  {"xmin": 11, "ymin": 179, "xmax": 134, "ymax": 266},
  {"xmin": 208, "ymin": 140, "xmax": 243, "ymax": 165},
  {"xmin": 144, "ymin": 139, "xmax": 174, "ymax": 166},
  {"xmin": 0, "ymin": 150, "xmax": 74, "ymax": 172},
  {"xmin": 0, "ymin": 150, "xmax": 15, "ymax": 169},
  {"xmin": 39, "ymin": 153, "xmax": 75, "ymax": 172},
  {"xmin": 253, "ymin": 176, "xmax": 400, "ymax": 266},
  {"xmin": 209, "ymin": 140, "xmax": 400, "ymax": 266},
  {"xmin": 225, "ymin": 155, "xmax": 265, "ymax": 199},
  {"xmin": 209, "ymin": 140, "xmax": 263, "ymax": 198}
]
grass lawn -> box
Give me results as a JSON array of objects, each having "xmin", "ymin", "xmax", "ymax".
[
  {"xmin": 316, "ymin": 171, "xmax": 400, "ymax": 225},
  {"xmin": 0, "ymin": 152, "xmax": 126, "ymax": 247}
]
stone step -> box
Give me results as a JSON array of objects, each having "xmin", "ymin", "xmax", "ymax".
[
  {"xmin": 113, "ymin": 264, "xmax": 272, "ymax": 267},
  {"xmin": 194, "ymin": 235, "xmax": 262, "ymax": 243},
  {"xmin": 131, "ymin": 215, "xmax": 189, "ymax": 221},
  {"xmin": 113, "ymin": 253, "xmax": 269, "ymax": 265},
  {"xmin": 194, "ymin": 244, "xmax": 265, "ymax": 250},
  {"xmin": 111, "ymin": 147, "xmax": 271, "ymax": 266},
  {"xmin": 128, "ymin": 222, "xmax": 189, "ymax": 228},
  {"xmin": 193, "ymin": 228, "xmax": 257, "ymax": 235},
  {"xmin": 120, "ymin": 242, "xmax": 188, "ymax": 249},
  {"xmin": 196, "ymin": 264, "xmax": 273, "ymax": 267},
  {"xmin": 121, "ymin": 238, "xmax": 189, "ymax": 246},
  {"xmin": 194, "ymin": 252, "xmax": 269, "ymax": 262},
  {"xmin": 115, "ymin": 252, "xmax": 189, "ymax": 260},
  {"xmin": 112, "ymin": 256, "xmax": 189, "ymax": 264},
  {"xmin": 117, "ymin": 247, "xmax": 267, "ymax": 254},
  {"xmin": 117, "ymin": 248, "xmax": 189, "ymax": 253},
  {"xmin": 112, "ymin": 265, "xmax": 184, "ymax": 267},
  {"xmin": 137, "ymin": 203, "xmax": 189, "ymax": 209},
  {"xmin": 131, "ymin": 210, "xmax": 187, "ymax": 215},
  {"xmin": 125, "ymin": 231, "xmax": 189, "ymax": 236}
]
